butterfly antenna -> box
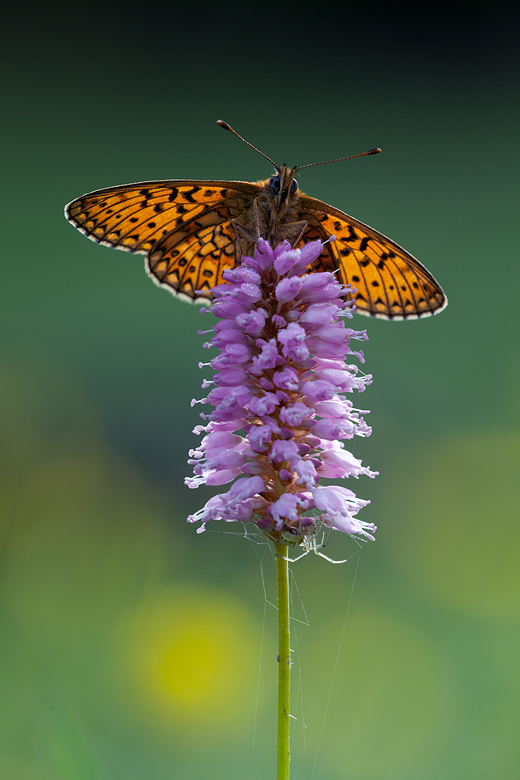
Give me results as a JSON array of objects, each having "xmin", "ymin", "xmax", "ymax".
[
  {"xmin": 297, "ymin": 148, "xmax": 381, "ymax": 171},
  {"xmin": 217, "ymin": 120, "xmax": 277, "ymax": 169}
]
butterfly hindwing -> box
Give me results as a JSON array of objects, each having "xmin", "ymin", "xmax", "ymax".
[
  {"xmin": 147, "ymin": 217, "xmax": 239, "ymax": 301},
  {"xmin": 299, "ymin": 195, "xmax": 447, "ymax": 320}
]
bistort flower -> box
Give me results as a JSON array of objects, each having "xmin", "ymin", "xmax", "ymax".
[{"xmin": 186, "ymin": 238, "xmax": 377, "ymax": 547}]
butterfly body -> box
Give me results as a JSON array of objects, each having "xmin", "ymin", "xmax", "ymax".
[{"xmin": 65, "ymin": 164, "xmax": 447, "ymax": 319}]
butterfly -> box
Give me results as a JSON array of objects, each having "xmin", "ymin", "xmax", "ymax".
[{"xmin": 65, "ymin": 121, "xmax": 447, "ymax": 320}]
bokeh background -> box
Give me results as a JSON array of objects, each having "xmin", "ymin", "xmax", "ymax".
[{"xmin": 1, "ymin": 1, "xmax": 519, "ymax": 778}]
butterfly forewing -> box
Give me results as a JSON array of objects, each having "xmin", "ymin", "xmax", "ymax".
[
  {"xmin": 299, "ymin": 195, "xmax": 447, "ymax": 319},
  {"xmin": 65, "ymin": 179, "xmax": 258, "ymax": 252}
]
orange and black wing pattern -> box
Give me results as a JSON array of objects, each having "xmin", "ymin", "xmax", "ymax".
[
  {"xmin": 65, "ymin": 180, "xmax": 260, "ymax": 302},
  {"xmin": 299, "ymin": 195, "xmax": 447, "ymax": 320}
]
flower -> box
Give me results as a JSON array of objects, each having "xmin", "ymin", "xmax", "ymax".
[{"xmin": 186, "ymin": 238, "xmax": 377, "ymax": 545}]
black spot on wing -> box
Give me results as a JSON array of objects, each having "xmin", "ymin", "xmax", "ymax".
[{"xmin": 184, "ymin": 186, "xmax": 201, "ymax": 203}]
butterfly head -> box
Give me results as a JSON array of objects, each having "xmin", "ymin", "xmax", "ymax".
[{"xmin": 268, "ymin": 164, "xmax": 299, "ymax": 203}]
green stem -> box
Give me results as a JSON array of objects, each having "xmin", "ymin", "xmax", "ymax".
[{"xmin": 275, "ymin": 541, "xmax": 290, "ymax": 780}]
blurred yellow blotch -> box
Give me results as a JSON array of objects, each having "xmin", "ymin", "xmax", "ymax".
[
  {"xmin": 114, "ymin": 587, "xmax": 262, "ymax": 737},
  {"xmin": 388, "ymin": 430, "xmax": 520, "ymax": 619}
]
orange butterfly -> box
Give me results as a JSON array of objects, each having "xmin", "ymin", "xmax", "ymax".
[{"xmin": 65, "ymin": 121, "xmax": 446, "ymax": 320}]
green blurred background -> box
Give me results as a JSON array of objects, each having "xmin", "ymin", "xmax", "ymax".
[{"xmin": 1, "ymin": 1, "xmax": 519, "ymax": 778}]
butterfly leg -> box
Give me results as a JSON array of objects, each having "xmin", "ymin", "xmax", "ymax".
[
  {"xmin": 291, "ymin": 221, "xmax": 308, "ymax": 249},
  {"xmin": 231, "ymin": 221, "xmax": 243, "ymax": 263},
  {"xmin": 231, "ymin": 219, "xmax": 262, "ymax": 265},
  {"xmin": 231, "ymin": 219, "xmax": 257, "ymax": 266},
  {"xmin": 253, "ymin": 199, "xmax": 261, "ymax": 241},
  {"xmin": 277, "ymin": 220, "xmax": 310, "ymax": 247}
]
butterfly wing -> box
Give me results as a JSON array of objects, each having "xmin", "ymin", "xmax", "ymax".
[
  {"xmin": 147, "ymin": 212, "xmax": 240, "ymax": 302},
  {"xmin": 299, "ymin": 195, "xmax": 447, "ymax": 320},
  {"xmin": 66, "ymin": 179, "xmax": 447, "ymax": 316},
  {"xmin": 65, "ymin": 180, "xmax": 260, "ymax": 301}
]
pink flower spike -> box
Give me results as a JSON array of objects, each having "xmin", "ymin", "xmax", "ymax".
[{"xmin": 185, "ymin": 238, "xmax": 377, "ymax": 546}]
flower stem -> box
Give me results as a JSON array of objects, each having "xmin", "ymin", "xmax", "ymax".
[{"xmin": 275, "ymin": 541, "xmax": 290, "ymax": 780}]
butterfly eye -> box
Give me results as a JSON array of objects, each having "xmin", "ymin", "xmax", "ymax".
[
  {"xmin": 269, "ymin": 175, "xmax": 281, "ymax": 194},
  {"xmin": 290, "ymin": 178, "xmax": 298, "ymax": 194}
]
